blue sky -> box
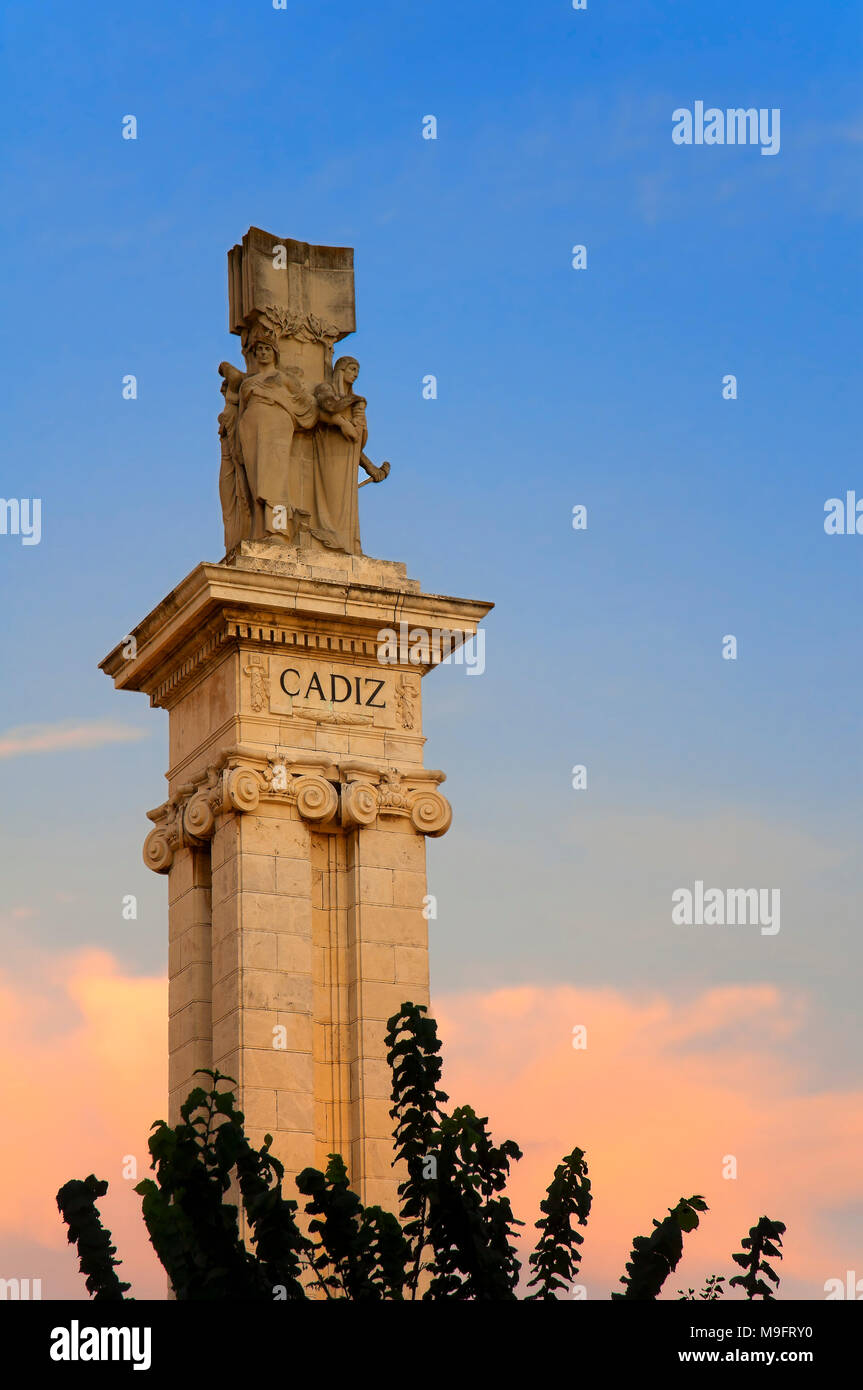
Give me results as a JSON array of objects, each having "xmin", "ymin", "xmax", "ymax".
[{"xmin": 1, "ymin": 0, "xmax": 861, "ymax": 1091}]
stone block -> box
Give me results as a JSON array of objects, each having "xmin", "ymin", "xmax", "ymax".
[
  {"xmin": 168, "ymin": 1000, "xmax": 212, "ymax": 1050},
  {"xmin": 168, "ymin": 891, "xmax": 212, "ymax": 937},
  {"xmin": 212, "ymin": 933, "xmax": 240, "ymax": 983},
  {"xmin": 243, "ymin": 812, "xmax": 309, "ymax": 858},
  {"xmin": 392, "ymin": 870, "xmax": 427, "ymax": 909},
  {"xmin": 277, "ymin": 1090, "xmax": 317, "ymax": 1133},
  {"xmin": 349, "ymin": 942, "xmax": 394, "ymax": 984},
  {"xmin": 277, "ymin": 933, "xmax": 313, "ymax": 974},
  {"xmin": 349, "ymin": 1057, "xmax": 390, "ymax": 1099},
  {"xmin": 394, "ymin": 944, "xmax": 429, "ymax": 987},
  {"xmin": 239, "ymin": 853, "xmax": 276, "ymax": 894},
  {"xmin": 169, "ymin": 923, "xmax": 212, "ymax": 974},
  {"xmin": 242, "ymin": 968, "xmax": 313, "ymax": 1013},
  {"xmin": 356, "ymin": 904, "xmax": 427, "ymax": 947},
  {"xmin": 356, "ymin": 867, "xmax": 394, "ymax": 905},
  {"xmin": 276, "ymin": 856, "xmax": 312, "ymax": 897},
  {"xmin": 349, "ymin": 980, "xmax": 411, "ymax": 1024},
  {"xmin": 169, "ymin": 962, "xmax": 212, "ymax": 1014},
  {"xmin": 355, "ymin": 828, "xmax": 426, "ymax": 872},
  {"xmin": 244, "ymin": 1047, "xmax": 314, "ymax": 1093},
  {"xmin": 241, "ymin": 1088, "xmax": 278, "ymax": 1131},
  {"xmin": 243, "ymin": 930, "xmax": 279, "ymax": 970}
]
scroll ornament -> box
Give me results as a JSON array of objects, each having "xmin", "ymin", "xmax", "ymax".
[
  {"xmin": 408, "ymin": 790, "xmax": 452, "ymax": 837},
  {"xmin": 340, "ymin": 779, "xmax": 379, "ymax": 828},
  {"xmin": 294, "ymin": 775, "xmax": 339, "ymax": 823},
  {"xmin": 143, "ymin": 758, "xmax": 451, "ymax": 872}
]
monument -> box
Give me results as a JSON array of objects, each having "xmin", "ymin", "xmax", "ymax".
[{"xmin": 100, "ymin": 229, "xmax": 492, "ymax": 1212}]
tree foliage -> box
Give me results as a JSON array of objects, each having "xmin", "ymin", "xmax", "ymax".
[
  {"xmin": 57, "ymin": 1001, "xmax": 785, "ymax": 1301},
  {"xmin": 56, "ymin": 1174, "xmax": 131, "ymax": 1301},
  {"xmin": 526, "ymin": 1148, "xmax": 592, "ymax": 1300},
  {"xmin": 613, "ymin": 1195, "xmax": 709, "ymax": 1300},
  {"xmin": 729, "ymin": 1217, "xmax": 786, "ymax": 1299},
  {"xmin": 678, "ymin": 1273, "xmax": 726, "ymax": 1301},
  {"xmin": 134, "ymin": 1072, "xmax": 308, "ymax": 1300}
]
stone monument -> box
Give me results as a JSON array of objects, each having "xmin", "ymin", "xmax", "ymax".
[{"xmin": 100, "ymin": 229, "xmax": 492, "ymax": 1212}]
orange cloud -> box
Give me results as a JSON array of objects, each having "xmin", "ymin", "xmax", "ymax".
[
  {"xmin": 0, "ymin": 945, "xmax": 167, "ymax": 1299},
  {"xmin": 433, "ymin": 984, "xmax": 863, "ymax": 1299},
  {"xmin": 0, "ymin": 944, "xmax": 858, "ymax": 1301}
]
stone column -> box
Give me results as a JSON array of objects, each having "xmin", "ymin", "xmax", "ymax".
[
  {"xmin": 345, "ymin": 815, "xmax": 436, "ymax": 1208},
  {"xmin": 209, "ymin": 800, "xmax": 316, "ymax": 1176},
  {"xmin": 101, "ymin": 540, "xmax": 490, "ymax": 1214},
  {"xmin": 165, "ymin": 845, "xmax": 212, "ymax": 1120}
]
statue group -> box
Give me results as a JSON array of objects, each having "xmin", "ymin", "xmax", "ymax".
[
  {"xmin": 216, "ymin": 325, "xmax": 389, "ymax": 558},
  {"xmin": 217, "ymin": 310, "xmax": 389, "ymax": 557}
]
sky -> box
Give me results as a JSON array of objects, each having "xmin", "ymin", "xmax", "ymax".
[{"xmin": 0, "ymin": 0, "xmax": 861, "ymax": 1299}]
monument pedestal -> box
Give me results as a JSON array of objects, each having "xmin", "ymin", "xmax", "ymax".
[{"xmin": 101, "ymin": 541, "xmax": 491, "ymax": 1212}]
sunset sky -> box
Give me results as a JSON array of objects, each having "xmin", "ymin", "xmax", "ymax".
[{"xmin": 1, "ymin": 0, "xmax": 861, "ymax": 1298}]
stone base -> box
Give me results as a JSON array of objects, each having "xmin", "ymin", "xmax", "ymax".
[{"xmin": 224, "ymin": 537, "xmax": 421, "ymax": 595}]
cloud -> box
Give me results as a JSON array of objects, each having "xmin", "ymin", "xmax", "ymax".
[
  {"xmin": 433, "ymin": 984, "xmax": 863, "ymax": 1299},
  {"xmin": 0, "ymin": 940, "xmax": 167, "ymax": 1299},
  {"xmin": 1, "ymin": 939, "xmax": 858, "ymax": 1301},
  {"xmin": 0, "ymin": 719, "xmax": 147, "ymax": 759},
  {"xmin": 433, "ymin": 807, "xmax": 861, "ymax": 1045}
]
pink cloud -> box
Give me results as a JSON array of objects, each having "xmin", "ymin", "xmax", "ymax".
[
  {"xmin": 0, "ymin": 943, "xmax": 858, "ymax": 1301},
  {"xmin": 433, "ymin": 984, "xmax": 863, "ymax": 1299},
  {"xmin": 0, "ymin": 719, "xmax": 147, "ymax": 759},
  {"xmin": 0, "ymin": 946, "xmax": 167, "ymax": 1299}
]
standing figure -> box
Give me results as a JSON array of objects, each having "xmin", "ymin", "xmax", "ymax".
[
  {"xmin": 312, "ymin": 357, "xmax": 388, "ymax": 555},
  {"xmin": 218, "ymin": 328, "xmax": 319, "ymax": 546},
  {"xmin": 218, "ymin": 368, "xmax": 251, "ymax": 552}
]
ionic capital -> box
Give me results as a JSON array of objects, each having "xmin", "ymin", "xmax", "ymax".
[{"xmin": 143, "ymin": 754, "xmax": 452, "ymax": 871}]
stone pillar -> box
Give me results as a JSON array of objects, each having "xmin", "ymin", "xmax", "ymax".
[
  {"xmin": 101, "ymin": 539, "xmax": 491, "ymax": 1213},
  {"xmin": 166, "ymin": 845, "xmax": 212, "ymax": 1120},
  {"xmin": 210, "ymin": 802, "xmax": 316, "ymax": 1177},
  {"xmin": 346, "ymin": 817, "xmax": 434, "ymax": 1208}
]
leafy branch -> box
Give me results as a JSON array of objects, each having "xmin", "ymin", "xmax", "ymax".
[{"xmin": 729, "ymin": 1217, "xmax": 786, "ymax": 1299}]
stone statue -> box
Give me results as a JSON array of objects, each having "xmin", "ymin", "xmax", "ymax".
[
  {"xmin": 310, "ymin": 357, "xmax": 389, "ymax": 555},
  {"xmin": 217, "ymin": 360, "xmax": 250, "ymax": 552},
  {"xmin": 217, "ymin": 232, "xmax": 391, "ymax": 557},
  {"xmin": 219, "ymin": 324, "xmax": 319, "ymax": 548}
]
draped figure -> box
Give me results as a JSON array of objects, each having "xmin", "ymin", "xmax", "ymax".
[
  {"xmin": 218, "ymin": 340, "xmax": 388, "ymax": 555},
  {"xmin": 218, "ymin": 331, "xmax": 318, "ymax": 547},
  {"xmin": 311, "ymin": 357, "xmax": 388, "ymax": 555}
]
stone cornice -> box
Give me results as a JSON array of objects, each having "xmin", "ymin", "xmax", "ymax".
[{"xmin": 100, "ymin": 558, "xmax": 493, "ymax": 705}]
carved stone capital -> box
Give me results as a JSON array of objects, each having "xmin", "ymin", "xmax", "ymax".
[
  {"xmin": 341, "ymin": 779, "xmax": 379, "ymax": 829},
  {"xmin": 143, "ymin": 750, "xmax": 452, "ymax": 871},
  {"xmin": 225, "ymin": 765, "xmax": 263, "ymax": 814},
  {"xmin": 408, "ymin": 789, "xmax": 452, "ymax": 838},
  {"xmin": 294, "ymin": 774, "xmax": 339, "ymax": 824},
  {"xmin": 143, "ymin": 825, "xmax": 177, "ymax": 874},
  {"xmin": 183, "ymin": 789, "xmax": 218, "ymax": 841},
  {"xmin": 143, "ymin": 801, "xmax": 180, "ymax": 874}
]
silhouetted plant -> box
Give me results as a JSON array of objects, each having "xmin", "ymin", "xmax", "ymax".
[
  {"xmin": 612, "ymin": 1196, "xmax": 709, "ymax": 1300},
  {"xmin": 135, "ymin": 1071, "xmax": 308, "ymax": 1300},
  {"xmin": 730, "ymin": 1217, "xmax": 786, "ymax": 1299},
  {"xmin": 386, "ymin": 1002, "xmax": 524, "ymax": 1299},
  {"xmin": 525, "ymin": 1148, "xmax": 592, "ymax": 1299},
  {"xmin": 679, "ymin": 1273, "xmax": 726, "ymax": 1301},
  {"xmin": 296, "ymin": 1154, "xmax": 408, "ymax": 1300},
  {"xmin": 57, "ymin": 1002, "xmax": 785, "ymax": 1301},
  {"xmin": 56, "ymin": 1175, "xmax": 131, "ymax": 1301}
]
